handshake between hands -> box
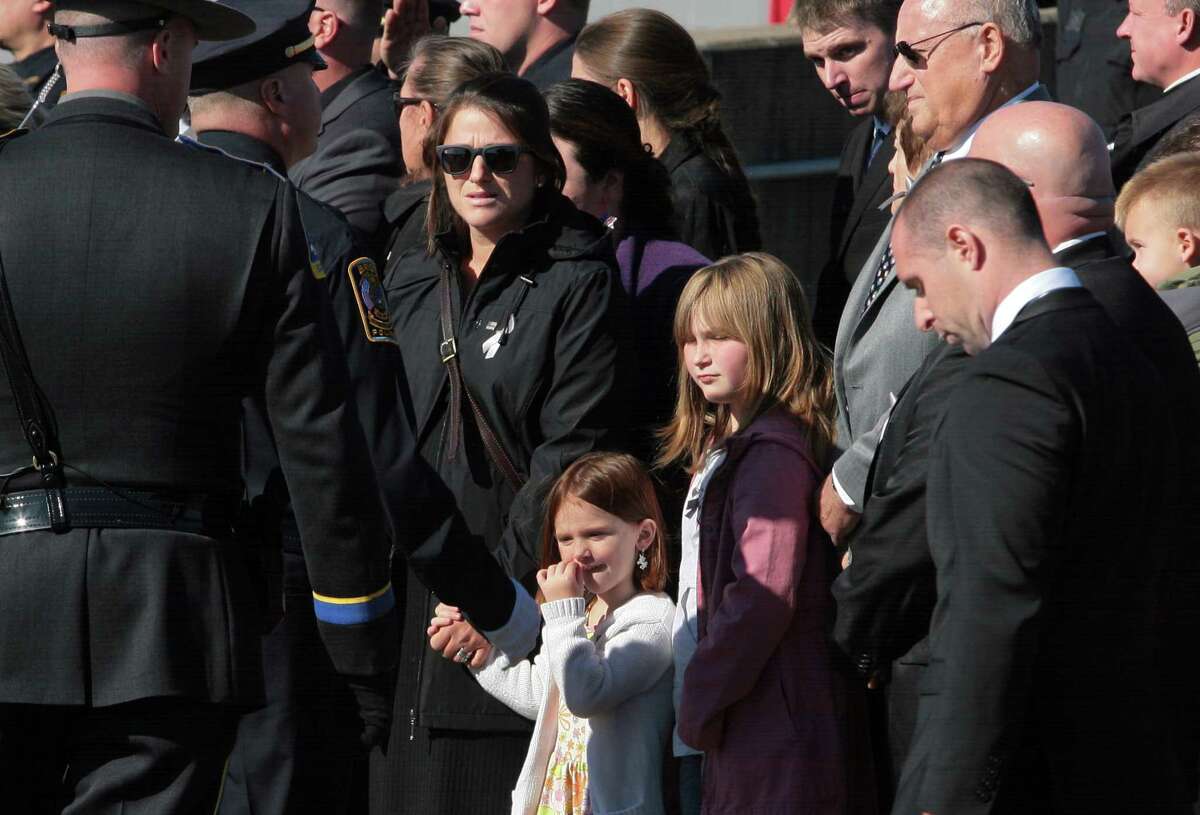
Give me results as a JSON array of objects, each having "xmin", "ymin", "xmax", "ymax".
[{"xmin": 426, "ymin": 561, "xmax": 588, "ymax": 668}]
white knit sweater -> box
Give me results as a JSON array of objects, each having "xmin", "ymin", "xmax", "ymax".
[{"xmin": 473, "ymin": 592, "xmax": 676, "ymax": 815}]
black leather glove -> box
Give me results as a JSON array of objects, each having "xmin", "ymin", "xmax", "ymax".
[{"xmin": 347, "ymin": 672, "xmax": 395, "ymax": 751}]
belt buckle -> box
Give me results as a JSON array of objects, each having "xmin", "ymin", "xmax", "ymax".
[{"xmin": 440, "ymin": 337, "xmax": 457, "ymax": 363}]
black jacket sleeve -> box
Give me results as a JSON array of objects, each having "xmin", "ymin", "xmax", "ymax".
[
  {"xmin": 260, "ymin": 182, "xmax": 398, "ymax": 678},
  {"xmin": 832, "ymin": 344, "xmax": 970, "ymax": 672}
]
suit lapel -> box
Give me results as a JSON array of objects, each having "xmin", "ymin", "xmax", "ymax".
[
  {"xmin": 848, "ymin": 119, "xmax": 873, "ymax": 192},
  {"xmin": 838, "ymin": 138, "xmax": 894, "ymax": 260}
]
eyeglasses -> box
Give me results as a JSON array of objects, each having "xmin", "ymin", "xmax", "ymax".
[
  {"xmin": 435, "ymin": 144, "xmax": 532, "ymax": 176},
  {"xmin": 393, "ymin": 92, "xmax": 436, "ymax": 114},
  {"xmin": 893, "ymin": 22, "xmax": 984, "ymax": 66}
]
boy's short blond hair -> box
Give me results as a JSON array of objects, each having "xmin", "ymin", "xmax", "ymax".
[{"xmin": 1116, "ymin": 152, "xmax": 1200, "ymax": 232}]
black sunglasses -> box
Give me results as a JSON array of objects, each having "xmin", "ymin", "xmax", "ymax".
[
  {"xmin": 393, "ymin": 92, "xmax": 436, "ymax": 114},
  {"xmin": 894, "ymin": 21, "xmax": 984, "ymax": 66},
  {"xmin": 435, "ymin": 144, "xmax": 532, "ymax": 176}
]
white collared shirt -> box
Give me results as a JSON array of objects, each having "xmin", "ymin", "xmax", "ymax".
[
  {"xmin": 1051, "ymin": 232, "xmax": 1108, "ymax": 254},
  {"xmin": 991, "ymin": 266, "xmax": 1082, "ymax": 342},
  {"xmin": 1164, "ymin": 66, "xmax": 1200, "ymax": 95},
  {"xmin": 940, "ymin": 82, "xmax": 1044, "ymax": 162}
]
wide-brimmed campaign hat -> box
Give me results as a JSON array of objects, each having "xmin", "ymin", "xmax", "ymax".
[{"xmin": 53, "ymin": 0, "xmax": 255, "ymax": 42}]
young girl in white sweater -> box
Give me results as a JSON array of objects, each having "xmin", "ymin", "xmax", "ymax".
[{"xmin": 428, "ymin": 452, "xmax": 676, "ymax": 815}]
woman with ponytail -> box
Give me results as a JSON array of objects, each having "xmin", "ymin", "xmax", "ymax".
[
  {"xmin": 545, "ymin": 78, "xmax": 710, "ymax": 461},
  {"xmin": 572, "ymin": 9, "xmax": 762, "ymax": 260}
]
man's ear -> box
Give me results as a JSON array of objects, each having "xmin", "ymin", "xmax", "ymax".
[
  {"xmin": 260, "ymin": 77, "xmax": 287, "ymax": 114},
  {"xmin": 1178, "ymin": 7, "xmax": 1198, "ymax": 46},
  {"xmin": 311, "ymin": 8, "xmax": 339, "ymax": 50},
  {"xmin": 614, "ymin": 78, "xmax": 639, "ymax": 113},
  {"xmin": 149, "ymin": 26, "xmax": 177, "ymax": 76},
  {"xmin": 946, "ymin": 224, "xmax": 985, "ymax": 270},
  {"xmin": 1178, "ymin": 227, "xmax": 1200, "ymax": 266},
  {"xmin": 535, "ymin": 0, "xmax": 558, "ymax": 16},
  {"xmin": 978, "ymin": 21, "xmax": 1006, "ymax": 74},
  {"xmin": 32, "ymin": 0, "xmax": 52, "ymax": 18}
]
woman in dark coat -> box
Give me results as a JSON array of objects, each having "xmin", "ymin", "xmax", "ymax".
[
  {"xmin": 370, "ymin": 72, "xmax": 630, "ymax": 814},
  {"xmin": 544, "ymin": 78, "xmax": 709, "ymax": 461},
  {"xmin": 572, "ymin": 8, "xmax": 762, "ymax": 260}
]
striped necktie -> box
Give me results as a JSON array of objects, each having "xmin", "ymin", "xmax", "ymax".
[{"xmin": 862, "ymin": 150, "xmax": 945, "ymax": 315}]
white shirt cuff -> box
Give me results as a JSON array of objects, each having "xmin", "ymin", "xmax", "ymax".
[
  {"xmin": 479, "ymin": 578, "xmax": 538, "ymax": 660},
  {"xmin": 831, "ymin": 469, "xmax": 855, "ymax": 508}
]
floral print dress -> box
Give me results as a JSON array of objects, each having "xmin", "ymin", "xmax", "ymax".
[{"xmin": 536, "ymin": 626, "xmax": 597, "ymax": 814}]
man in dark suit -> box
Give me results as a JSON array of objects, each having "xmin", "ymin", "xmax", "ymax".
[
  {"xmin": 0, "ymin": 0, "xmax": 405, "ymax": 811},
  {"xmin": 797, "ymin": 0, "xmax": 902, "ymax": 346},
  {"xmin": 835, "ymin": 99, "xmax": 1200, "ymax": 809},
  {"xmin": 888, "ymin": 157, "xmax": 1187, "ymax": 815},
  {"xmin": 292, "ymin": 0, "xmax": 402, "ymax": 237},
  {"xmin": 1110, "ymin": 0, "xmax": 1200, "ymax": 188},
  {"xmin": 1056, "ymin": 0, "xmax": 1158, "ymax": 133},
  {"xmin": 379, "ymin": 0, "xmax": 586, "ymax": 89},
  {"xmin": 819, "ymin": 0, "xmax": 1046, "ymax": 544},
  {"xmin": 0, "ymin": 1, "xmax": 61, "ymax": 104}
]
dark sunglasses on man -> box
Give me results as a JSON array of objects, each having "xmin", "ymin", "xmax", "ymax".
[
  {"xmin": 893, "ymin": 21, "xmax": 983, "ymax": 66},
  {"xmin": 435, "ymin": 144, "xmax": 532, "ymax": 177},
  {"xmin": 392, "ymin": 89, "xmax": 437, "ymax": 115}
]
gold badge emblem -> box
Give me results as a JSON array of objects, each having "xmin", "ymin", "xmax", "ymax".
[{"xmin": 348, "ymin": 257, "xmax": 397, "ymax": 345}]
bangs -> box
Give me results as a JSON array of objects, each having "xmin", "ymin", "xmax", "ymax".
[{"xmin": 672, "ymin": 270, "xmax": 743, "ymax": 347}]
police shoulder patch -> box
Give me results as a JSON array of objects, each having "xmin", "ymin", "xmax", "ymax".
[{"xmin": 348, "ymin": 257, "xmax": 398, "ymax": 345}]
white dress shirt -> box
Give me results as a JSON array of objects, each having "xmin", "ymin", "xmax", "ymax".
[
  {"xmin": 1164, "ymin": 66, "xmax": 1200, "ymax": 95},
  {"xmin": 991, "ymin": 266, "xmax": 1082, "ymax": 342},
  {"xmin": 1051, "ymin": 232, "xmax": 1108, "ymax": 255}
]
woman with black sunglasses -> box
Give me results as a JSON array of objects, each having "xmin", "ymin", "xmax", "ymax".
[
  {"xmin": 370, "ymin": 72, "xmax": 630, "ymax": 815},
  {"xmin": 374, "ymin": 34, "xmax": 506, "ymax": 262}
]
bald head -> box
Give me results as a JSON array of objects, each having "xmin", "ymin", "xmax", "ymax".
[{"xmin": 969, "ymin": 101, "xmax": 1114, "ymax": 247}]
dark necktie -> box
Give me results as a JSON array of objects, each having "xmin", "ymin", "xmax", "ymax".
[{"xmin": 862, "ymin": 150, "xmax": 944, "ymax": 315}]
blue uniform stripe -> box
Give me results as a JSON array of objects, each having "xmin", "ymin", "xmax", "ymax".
[{"xmin": 312, "ymin": 586, "xmax": 396, "ymax": 625}]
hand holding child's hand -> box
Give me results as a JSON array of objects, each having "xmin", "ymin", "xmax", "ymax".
[
  {"xmin": 427, "ymin": 604, "xmax": 490, "ymax": 669},
  {"xmin": 537, "ymin": 560, "xmax": 584, "ymax": 602}
]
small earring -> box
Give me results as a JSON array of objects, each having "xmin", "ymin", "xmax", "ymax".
[{"xmin": 636, "ymin": 552, "xmax": 648, "ymax": 571}]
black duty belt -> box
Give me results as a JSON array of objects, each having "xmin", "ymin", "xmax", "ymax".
[{"xmin": 0, "ymin": 487, "xmax": 236, "ymax": 539}]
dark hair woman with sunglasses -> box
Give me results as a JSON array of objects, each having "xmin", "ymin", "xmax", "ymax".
[
  {"xmin": 573, "ymin": 9, "xmax": 762, "ymax": 260},
  {"xmin": 369, "ymin": 72, "xmax": 631, "ymax": 815},
  {"xmin": 375, "ymin": 34, "xmax": 507, "ymax": 260}
]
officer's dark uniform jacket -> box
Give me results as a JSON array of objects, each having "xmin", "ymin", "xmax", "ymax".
[
  {"xmin": 382, "ymin": 190, "xmax": 631, "ymax": 731},
  {"xmin": 0, "ymin": 94, "xmax": 397, "ymax": 706}
]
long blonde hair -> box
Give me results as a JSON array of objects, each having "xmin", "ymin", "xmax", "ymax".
[{"xmin": 657, "ymin": 253, "xmax": 836, "ymax": 473}]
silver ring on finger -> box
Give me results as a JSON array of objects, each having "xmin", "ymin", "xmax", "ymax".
[{"xmin": 454, "ymin": 647, "xmax": 472, "ymax": 664}]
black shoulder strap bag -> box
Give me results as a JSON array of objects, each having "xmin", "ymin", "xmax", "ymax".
[{"xmin": 437, "ymin": 260, "xmax": 529, "ymax": 494}]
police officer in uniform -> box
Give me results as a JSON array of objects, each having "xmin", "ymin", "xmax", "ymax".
[
  {"xmin": 1, "ymin": 0, "xmax": 65, "ymax": 118},
  {"xmin": 183, "ymin": 3, "xmax": 543, "ymax": 811},
  {"xmin": 0, "ymin": 1, "xmax": 404, "ymax": 811}
]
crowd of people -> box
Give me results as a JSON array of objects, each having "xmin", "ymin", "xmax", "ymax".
[{"xmin": 1, "ymin": 0, "xmax": 1200, "ymax": 813}]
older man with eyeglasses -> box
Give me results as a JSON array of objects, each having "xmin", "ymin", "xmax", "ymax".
[
  {"xmin": 821, "ymin": 0, "xmax": 1046, "ymax": 547},
  {"xmin": 825, "ymin": 0, "xmax": 1047, "ymax": 803}
]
